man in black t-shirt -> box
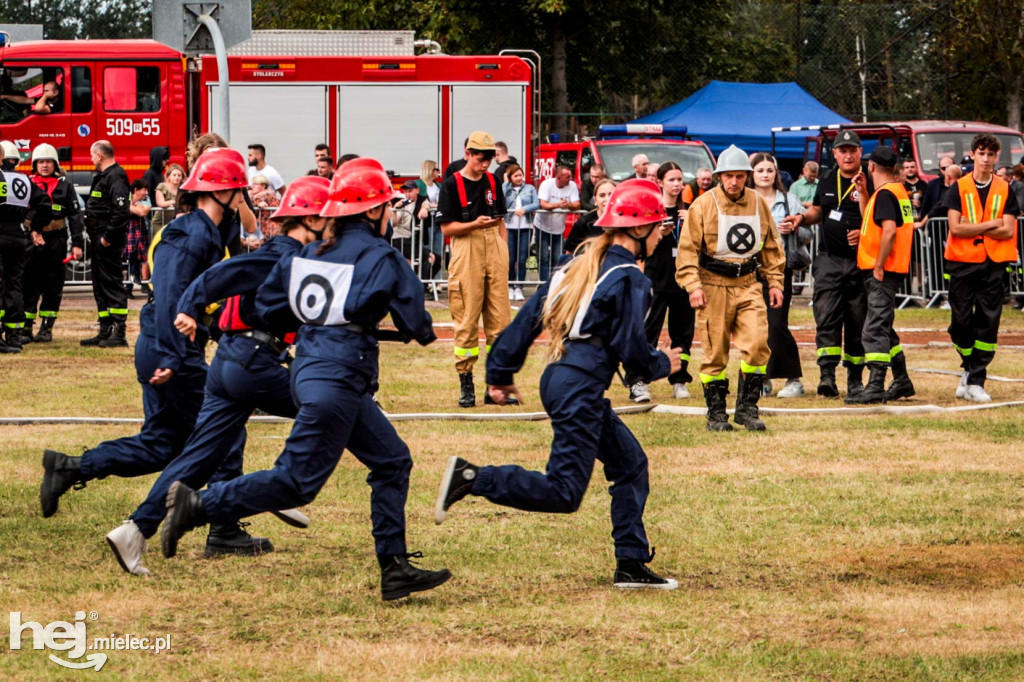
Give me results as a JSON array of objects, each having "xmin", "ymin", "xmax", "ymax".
[
  {"xmin": 437, "ymin": 130, "xmax": 510, "ymax": 407},
  {"xmin": 901, "ymin": 160, "xmax": 928, "ymax": 219},
  {"xmin": 786, "ymin": 129, "xmax": 872, "ymax": 398},
  {"xmin": 942, "ymin": 133, "xmax": 1021, "ymax": 402}
]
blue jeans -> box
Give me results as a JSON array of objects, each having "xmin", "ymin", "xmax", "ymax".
[
  {"xmin": 507, "ymin": 228, "xmax": 531, "ymax": 283},
  {"xmin": 537, "ymin": 231, "xmax": 563, "ymax": 282},
  {"xmin": 471, "ymin": 363, "xmax": 652, "ymax": 561}
]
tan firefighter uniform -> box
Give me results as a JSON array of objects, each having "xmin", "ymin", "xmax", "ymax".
[
  {"xmin": 675, "ymin": 185, "xmax": 785, "ymax": 381},
  {"xmin": 449, "ymin": 224, "xmax": 510, "ymax": 372}
]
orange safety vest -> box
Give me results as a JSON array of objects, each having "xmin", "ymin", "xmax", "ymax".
[
  {"xmin": 943, "ymin": 174, "xmax": 1018, "ymax": 264},
  {"xmin": 857, "ymin": 182, "xmax": 914, "ymax": 274}
]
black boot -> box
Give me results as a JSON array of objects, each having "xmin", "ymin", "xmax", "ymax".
[
  {"xmin": 379, "ymin": 552, "xmax": 452, "ymax": 601},
  {"xmin": 40, "ymin": 449, "xmax": 84, "ymax": 517},
  {"xmin": 34, "ymin": 316, "xmax": 54, "ymax": 343},
  {"xmin": 846, "ymin": 364, "xmax": 864, "ymax": 397},
  {"xmin": 885, "ymin": 352, "xmax": 916, "ymax": 401},
  {"xmin": 703, "ymin": 380, "xmax": 734, "ymax": 432},
  {"xmin": 734, "ymin": 373, "xmax": 767, "ymax": 431},
  {"xmin": 845, "ymin": 364, "xmax": 887, "ymax": 404},
  {"xmin": 21, "ymin": 320, "xmax": 34, "ymax": 345},
  {"xmin": 817, "ymin": 364, "xmax": 839, "ymax": 397},
  {"xmin": 4, "ymin": 326, "xmax": 23, "ymax": 350},
  {"xmin": 81, "ymin": 317, "xmax": 112, "ymax": 346},
  {"xmin": 205, "ymin": 522, "xmax": 274, "ymax": 557},
  {"xmin": 99, "ymin": 317, "xmax": 128, "ymax": 348},
  {"xmin": 0, "ymin": 332, "xmax": 20, "ymax": 354},
  {"xmin": 161, "ymin": 481, "xmax": 207, "ymax": 558},
  {"xmin": 458, "ymin": 372, "xmax": 475, "ymax": 408}
]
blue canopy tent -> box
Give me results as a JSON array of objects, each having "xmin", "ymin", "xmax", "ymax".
[{"xmin": 629, "ymin": 81, "xmax": 851, "ymax": 159}]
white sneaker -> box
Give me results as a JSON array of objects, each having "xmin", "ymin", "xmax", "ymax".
[
  {"xmin": 514, "ymin": 287, "xmax": 525, "ymax": 301},
  {"xmin": 963, "ymin": 384, "xmax": 991, "ymax": 402},
  {"xmin": 509, "ymin": 287, "xmax": 516, "ymax": 299},
  {"xmin": 106, "ymin": 520, "xmax": 151, "ymax": 577},
  {"xmin": 672, "ymin": 383, "xmax": 690, "ymax": 399},
  {"xmin": 955, "ymin": 371, "xmax": 968, "ymax": 399},
  {"xmin": 776, "ymin": 379, "xmax": 805, "ymax": 398},
  {"xmin": 629, "ymin": 381, "xmax": 651, "ymax": 403},
  {"xmin": 271, "ymin": 508, "xmax": 310, "ymax": 529}
]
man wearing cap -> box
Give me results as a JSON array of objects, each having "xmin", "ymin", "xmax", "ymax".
[
  {"xmin": 676, "ymin": 145, "xmax": 785, "ymax": 432},
  {"xmin": 846, "ymin": 146, "xmax": 916, "ymax": 404},
  {"xmin": 437, "ymin": 130, "xmax": 510, "ymax": 408},
  {"xmin": 784, "ymin": 129, "xmax": 872, "ymax": 398}
]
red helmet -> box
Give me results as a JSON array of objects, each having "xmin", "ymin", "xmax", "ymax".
[
  {"xmin": 180, "ymin": 148, "xmax": 249, "ymax": 192},
  {"xmin": 594, "ymin": 178, "xmax": 667, "ymax": 229},
  {"xmin": 321, "ymin": 157, "xmax": 400, "ymax": 217},
  {"xmin": 270, "ymin": 175, "xmax": 330, "ymax": 221}
]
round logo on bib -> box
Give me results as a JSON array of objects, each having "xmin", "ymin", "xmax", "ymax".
[
  {"xmin": 295, "ymin": 273, "xmax": 334, "ymax": 325},
  {"xmin": 726, "ymin": 223, "xmax": 757, "ymax": 254}
]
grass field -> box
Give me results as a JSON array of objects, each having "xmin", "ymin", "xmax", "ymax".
[{"xmin": 3, "ymin": 292, "xmax": 1024, "ymax": 680}]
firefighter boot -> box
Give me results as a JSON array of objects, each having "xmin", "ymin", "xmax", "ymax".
[
  {"xmin": 846, "ymin": 364, "xmax": 887, "ymax": 404},
  {"xmin": 4, "ymin": 326, "xmax": 23, "ymax": 351},
  {"xmin": 99, "ymin": 317, "xmax": 128, "ymax": 348},
  {"xmin": 817, "ymin": 364, "xmax": 839, "ymax": 397},
  {"xmin": 0, "ymin": 331, "xmax": 20, "ymax": 354},
  {"xmin": 458, "ymin": 372, "xmax": 476, "ymax": 408},
  {"xmin": 885, "ymin": 352, "xmax": 916, "ymax": 401},
  {"xmin": 40, "ymin": 449, "xmax": 84, "ymax": 518},
  {"xmin": 21, "ymin": 320, "xmax": 34, "ymax": 345},
  {"xmin": 846, "ymin": 364, "xmax": 864, "ymax": 398},
  {"xmin": 734, "ymin": 373, "xmax": 767, "ymax": 432},
  {"xmin": 161, "ymin": 481, "xmax": 206, "ymax": 558},
  {"xmin": 204, "ymin": 522, "xmax": 274, "ymax": 557},
  {"xmin": 34, "ymin": 316, "xmax": 55, "ymax": 343},
  {"xmin": 80, "ymin": 317, "xmax": 113, "ymax": 346},
  {"xmin": 703, "ymin": 380, "xmax": 734, "ymax": 432},
  {"xmin": 379, "ymin": 552, "xmax": 452, "ymax": 601}
]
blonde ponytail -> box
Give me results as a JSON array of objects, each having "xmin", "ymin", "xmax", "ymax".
[{"xmin": 543, "ymin": 231, "xmax": 616, "ymax": 362}]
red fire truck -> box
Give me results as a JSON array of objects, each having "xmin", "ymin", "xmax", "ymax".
[{"xmin": 0, "ymin": 31, "xmax": 537, "ymax": 187}]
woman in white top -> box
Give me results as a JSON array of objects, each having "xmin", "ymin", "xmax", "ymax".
[
  {"xmin": 750, "ymin": 153, "xmax": 806, "ymax": 398},
  {"xmin": 416, "ymin": 160, "xmax": 443, "ymax": 279}
]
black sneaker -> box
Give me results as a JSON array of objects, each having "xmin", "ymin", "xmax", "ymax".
[
  {"xmin": 161, "ymin": 481, "xmax": 206, "ymax": 558},
  {"xmin": 204, "ymin": 522, "xmax": 274, "ymax": 557},
  {"xmin": 483, "ymin": 392, "xmax": 520, "ymax": 406},
  {"xmin": 613, "ymin": 558, "xmax": 679, "ymax": 590},
  {"xmin": 628, "ymin": 381, "xmax": 652, "ymax": 403},
  {"xmin": 380, "ymin": 552, "xmax": 452, "ymax": 601},
  {"xmin": 40, "ymin": 449, "xmax": 83, "ymax": 518},
  {"xmin": 434, "ymin": 456, "xmax": 478, "ymax": 524}
]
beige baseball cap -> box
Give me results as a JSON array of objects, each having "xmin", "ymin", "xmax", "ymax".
[{"xmin": 466, "ymin": 130, "xmax": 496, "ymax": 152}]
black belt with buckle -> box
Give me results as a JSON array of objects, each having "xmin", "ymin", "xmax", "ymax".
[
  {"xmin": 236, "ymin": 329, "xmax": 290, "ymax": 355},
  {"xmin": 699, "ymin": 252, "xmax": 759, "ymax": 277}
]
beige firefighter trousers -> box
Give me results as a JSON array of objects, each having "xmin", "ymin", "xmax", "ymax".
[
  {"xmin": 448, "ymin": 225, "xmax": 510, "ymax": 373},
  {"xmin": 697, "ymin": 273, "xmax": 771, "ymax": 382}
]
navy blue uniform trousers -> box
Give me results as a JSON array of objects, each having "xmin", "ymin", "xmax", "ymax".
[
  {"xmin": 131, "ymin": 334, "xmax": 296, "ymax": 537},
  {"xmin": 79, "ymin": 333, "xmax": 244, "ymax": 484},
  {"xmin": 198, "ymin": 353, "xmax": 411, "ymax": 556},
  {"xmin": 472, "ymin": 363, "xmax": 652, "ymax": 561}
]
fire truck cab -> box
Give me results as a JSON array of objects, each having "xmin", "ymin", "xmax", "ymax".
[
  {"xmin": 0, "ymin": 31, "xmax": 536, "ymax": 186},
  {"xmin": 534, "ymin": 124, "xmax": 716, "ymax": 186}
]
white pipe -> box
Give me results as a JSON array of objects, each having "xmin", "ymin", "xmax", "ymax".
[{"xmin": 198, "ymin": 14, "xmax": 230, "ymax": 142}]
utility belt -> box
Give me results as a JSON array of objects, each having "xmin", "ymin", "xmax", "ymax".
[
  {"xmin": 234, "ymin": 329, "xmax": 291, "ymax": 356},
  {"xmin": 41, "ymin": 218, "xmax": 67, "ymax": 233},
  {"xmin": 699, "ymin": 252, "xmax": 759, "ymax": 278}
]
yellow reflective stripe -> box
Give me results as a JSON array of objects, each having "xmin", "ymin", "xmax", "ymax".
[
  {"xmin": 700, "ymin": 371, "xmax": 727, "ymax": 384},
  {"xmin": 740, "ymin": 361, "xmax": 766, "ymax": 374},
  {"xmin": 865, "ymin": 352, "xmax": 890, "ymax": 363},
  {"xmin": 841, "ymin": 353, "xmax": 864, "ymax": 365},
  {"xmin": 108, "ymin": 308, "xmax": 129, "ymax": 315},
  {"xmin": 991, "ymin": 193, "xmax": 1003, "ymax": 219},
  {"xmin": 817, "ymin": 346, "xmax": 841, "ymax": 357},
  {"xmin": 98, "ymin": 311, "xmax": 110, "ymax": 318},
  {"xmin": 889, "ymin": 344, "xmax": 903, "ymax": 356},
  {"xmin": 680, "ymin": 353, "xmax": 691, "ymax": 362},
  {"xmin": 0, "ymin": 182, "xmax": 6, "ymax": 198},
  {"xmin": 964, "ymin": 192, "xmax": 978, "ymax": 223},
  {"xmin": 974, "ymin": 340, "xmax": 997, "ymax": 352},
  {"xmin": 24, "ymin": 312, "xmax": 37, "ymax": 320},
  {"xmin": 453, "ymin": 346, "xmax": 480, "ymax": 357},
  {"xmin": 38, "ymin": 311, "xmax": 57, "ymax": 318},
  {"xmin": 953, "ymin": 344, "xmax": 973, "ymax": 356},
  {"xmin": 485, "ymin": 345, "xmax": 492, "ymax": 354},
  {"xmin": 90, "ymin": 190, "xmax": 102, "ymax": 198}
]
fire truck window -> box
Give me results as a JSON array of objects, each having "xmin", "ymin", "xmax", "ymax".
[
  {"xmin": 580, "ymin": 146, "xmax": 595, "ymax": 172},
  {"xmin": 103, "ymin": 66, "xmax": 160, "ymax": 113},
  {"xmin": 0, "ymin": 66, "xmax": 64, "ymax": 122},
  {"xmin": 71, "ymin": 66, "xmax": 92, "ymax": 113},
  {"xmin": 555, "ymin": 150, "xmax": 577, "ymax": 176}
]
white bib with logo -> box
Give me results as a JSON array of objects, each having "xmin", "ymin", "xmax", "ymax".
[
  {"xmin": 0, "ymin": 171, "xmax": 32, "ymax": 209},
  {"xmin": 710, "ymin": 191, "xmax": 763, "ymax": 259},
  {"xmin": 288, "ymin": 257, "xmax": 355, "ymax": 325}
]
